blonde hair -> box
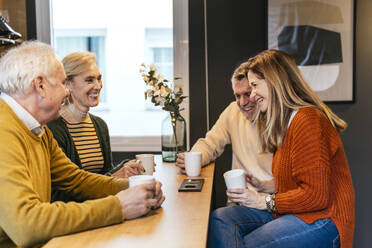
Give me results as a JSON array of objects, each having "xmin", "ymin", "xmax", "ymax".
[
  {"xmin": 61, "ymin": 51, "xmax": 97, "ymax": 104},
  {"xmin": 247, "ymin": 49, "xmax": 347, "ymax": 153},
  {"xmin": 62, "ymin": 51, "xmax": 97, "ymax": 80}
]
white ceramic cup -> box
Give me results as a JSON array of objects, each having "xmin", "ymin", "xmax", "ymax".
[
  {"xmin": 129, "ymin": 175, "xmax": 155, "ymax": 187},
  {"xmin": 136, "ymin": 154, "xmax": 155, "ymax": 175},
  {"xmin": 223, "ymin": 169, "xmax": 246, "ymax": 189},
  {"xmin": 184, "ymin": 152, "xmax": 202, "ymax": 177}
]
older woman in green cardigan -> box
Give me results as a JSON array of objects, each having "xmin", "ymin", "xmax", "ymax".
[{"xmin": 48, "ymin": 51, "xmax": 144, "ymax": 202}]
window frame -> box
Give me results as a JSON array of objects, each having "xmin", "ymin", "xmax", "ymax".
[{"xmin": 36, "ymin": 0, "xmax": 189, "ymax": 152}]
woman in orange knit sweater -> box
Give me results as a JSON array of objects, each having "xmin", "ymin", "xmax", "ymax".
[{"xmin": 207, "ymin": 50, "xmax": 354, "ymax": 248}]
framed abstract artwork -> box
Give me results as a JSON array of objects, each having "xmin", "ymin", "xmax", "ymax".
[{"xmin": 268, "ymin": 0, "xmax": 355, "ymax": 102}]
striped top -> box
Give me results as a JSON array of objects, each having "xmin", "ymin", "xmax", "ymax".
[
  {"xmin": 273, "ymin": 107, "xmax": 355, "ymax": 248},
  {"xmin": 65, "ymin": 117, "xmax": 104, "ymax": 173}
]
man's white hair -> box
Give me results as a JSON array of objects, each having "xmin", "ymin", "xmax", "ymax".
[{"xmin": 0, "ymin": 41, "xmax": 60, "ymax": 95}]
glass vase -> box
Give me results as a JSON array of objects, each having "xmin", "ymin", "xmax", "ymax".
[{"xmin": 161, "ymin": 111, "xmax": 186, "ymax": 162}]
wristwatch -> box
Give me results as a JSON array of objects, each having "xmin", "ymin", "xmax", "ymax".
[{"xmin": 265, "ymin": 195, "xmax": 272, "ymax": 212}]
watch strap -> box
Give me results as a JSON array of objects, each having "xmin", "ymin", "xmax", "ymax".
[{"xmin": 266, "ymin": 193, "xmax": 278, "ymax": 214}]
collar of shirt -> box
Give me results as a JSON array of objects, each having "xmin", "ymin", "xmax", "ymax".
[
  {"xmin": 288, "ymin": 109, "xmax": 298, "ymax": 128},
  {"xmin": 0, "ymin": 92, "xmax": 45, "ymax": 137}
]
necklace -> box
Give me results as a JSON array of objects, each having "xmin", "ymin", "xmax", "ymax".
[{"xmin": 60, "ymin": 104, "xmax": 90, "ymax": 123}]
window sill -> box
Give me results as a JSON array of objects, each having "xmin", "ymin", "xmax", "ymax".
[{"xmin": 110, "ymin": 136, "xmax": 161, "ymax": 152}]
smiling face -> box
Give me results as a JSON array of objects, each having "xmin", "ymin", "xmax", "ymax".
[
  {"xmin": 67, "ymin": 63, "xmax": 102, "ymax": 112},
  {"xmin": 248, "ymin": 70, "xmax": 270, "ymax": 113},
  {"xmin": 232, "ymin": 78, "xmax": 257, "ymax": 121}
]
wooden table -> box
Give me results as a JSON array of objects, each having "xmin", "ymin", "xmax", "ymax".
[{"xmin": 43, "ymin": 156, "xmax": 215, "ymax": 248}]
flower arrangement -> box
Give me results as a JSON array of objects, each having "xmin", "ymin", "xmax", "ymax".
[
  {"xmin": 140, "ymin": 63, "xmax": 187, "ymax": 161},
  {"xmin": 140, "ymin": 63, "xmax": 187, "ymax": 115}
]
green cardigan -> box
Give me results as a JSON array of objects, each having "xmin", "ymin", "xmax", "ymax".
[{"xmin": 47, "ymin": 114, "xmax": 128, "ymax": 202}]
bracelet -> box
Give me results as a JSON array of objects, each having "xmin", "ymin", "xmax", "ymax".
[{"xmin": 269, "ymin": 193, "xmax": 278, "ymax": 214}]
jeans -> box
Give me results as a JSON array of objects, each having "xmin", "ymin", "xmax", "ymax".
[{"xmin": 207, "ymin": 206, "xmax": 339, "ymax": 248}]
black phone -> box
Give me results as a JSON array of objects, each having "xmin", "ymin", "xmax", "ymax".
[{"xmin": 178, "ymin": 178, "xmax": 204, "ymax": 192}]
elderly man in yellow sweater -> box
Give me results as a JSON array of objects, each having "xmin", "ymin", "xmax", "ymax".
[{"xmin": 0, "ymin": 41, "xmax": 165, "ymax": 248}]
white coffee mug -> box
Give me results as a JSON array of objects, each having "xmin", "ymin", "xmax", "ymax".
[
  {"xmin": 223, "ymin": 169, "xmax": 246, "ymax": 189},
  {"xmin": 129, "ymin": 175, "xmax": 155, "ymax": 187},
  {"xmin": 184, "ymin": 152, "xmax": 202, "ymax": 177},
  {"xmin": 136, "ymin": 154, "xmax": 155, "ymax": 175}
]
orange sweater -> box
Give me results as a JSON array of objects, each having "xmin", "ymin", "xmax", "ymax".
[{"xmin": 273, "ymin": 107, "xmax": 355, "ymax": 248}]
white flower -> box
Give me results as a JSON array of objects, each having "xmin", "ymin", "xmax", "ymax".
[
  {"xmin": 155, "ymin": 96, "xmax": 165, "ymax": 106},
  {"xmin": 157, "ymin": 74, "xmax": 165, "ymax": 81},
  {"xmin": 153, "ymin": 86, "xmax": 160, "ymax": 96},
  {"xmin": 149, "ymin": 64, "xmax": 157, "ymax": 72},
  {"xmin": 140, "ymin": 63, "xmax": 187, "ymax": 112},
  {"xmin": 143, "ymin": 75, "xmax": 150, "ymax": 83},
  {"xmin": 160, "ymin": 86, "xmax": 170, "ymax": 97},
  {"xmin": 146, "ymin": 89, "xmax": 153, "ymax": 97}
]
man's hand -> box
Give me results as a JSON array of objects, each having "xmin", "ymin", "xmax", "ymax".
[
  {"xmin": 115, "ymin": 180, "xmax": 165, "ymax": 220},
  {"xmin": 153, "ymin": 180, "xmax": 165, "ymax": 209},
  {"xmin": 226, "ymin": 187, "xmax": 266, "ymax": 210},
  {"xmin": 175, "ymin": 153, "xmax": 186, "ymax": 174},
  {"xmin": 245, "ymin": 172, "xmax": 275, "ymax": 194},
  {"xmin": 112, "ymin": 160, "xmax": 145, "ymax": 178}
]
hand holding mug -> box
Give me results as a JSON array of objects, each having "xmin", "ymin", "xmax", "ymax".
[
  {"xmin": 226, "ymin": 187, "xmax": 266, "ymax": 210},
  {"xmin": 184, "ymin": 152, "xmax": 202, "ymax": 177},
  {"xmin": 136, "ymin": 154, "xmax": 155, "ymax": 175},
  {"xmin": 245, "ymin": 172, "xmax": 275, "ymax": 194},
  {"xmin": 112, "ymin": 160, "xmax": 144, "ymax": 178},
  {"xmin": 175, "ymin": 153, "xmax": 186, "ymax": 173}
]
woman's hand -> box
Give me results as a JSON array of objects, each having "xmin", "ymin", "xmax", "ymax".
[
  {"xmin": 226, "ymin": 187, "xmax": 267, "ymax": 210},
  {"xmin": 112, "ymin": 160, "xmax": 145, "ymax": 178},
  {"xmin": 245, "ymin": 172, "xmax": 275, "ymax": 194}
]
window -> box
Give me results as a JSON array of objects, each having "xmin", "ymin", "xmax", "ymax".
[
  {"xmin": 144, "ymin": 28, "xmax": 173, "ymax": 110},
  {"xmin": 37, "ymin": 0, "xmax": 189, "ymax": 151},
  {"xmin": 53, "ymin": 29, "xmax": 107, "ymax": 104}
]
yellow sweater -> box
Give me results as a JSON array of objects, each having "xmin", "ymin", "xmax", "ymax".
[{"xmin": 0, "ymin": 99, "xmax": 128, "ymax": 248}]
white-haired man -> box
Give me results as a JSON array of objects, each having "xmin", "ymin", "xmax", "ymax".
[
  {"xmin": 0, "ymin": 41, "xmax": 165, "ymax": 248},
  {"xmin": 176, "ymin": 62, "xmax": 274, "ymax": 194}
]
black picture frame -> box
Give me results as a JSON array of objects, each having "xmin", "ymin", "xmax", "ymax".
[{"xmin": 268, "ymin": 0, "xmax": 355, "ymax": 103}]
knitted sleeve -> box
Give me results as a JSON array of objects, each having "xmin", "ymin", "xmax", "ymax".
[
  {"xmin": 48, "ymin": 129, "xmax": 129, "ymax": 200},
  {"xmin": 191, "ymin": 102, "xmax": 233, "ymax": 165},
  {"xmin": 275, "ymin": 108, "xmax": 339, "ymax": 214},
  {"xmin": 0, "ymin": 124, "xmax": 126, "ymax": 247}
]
